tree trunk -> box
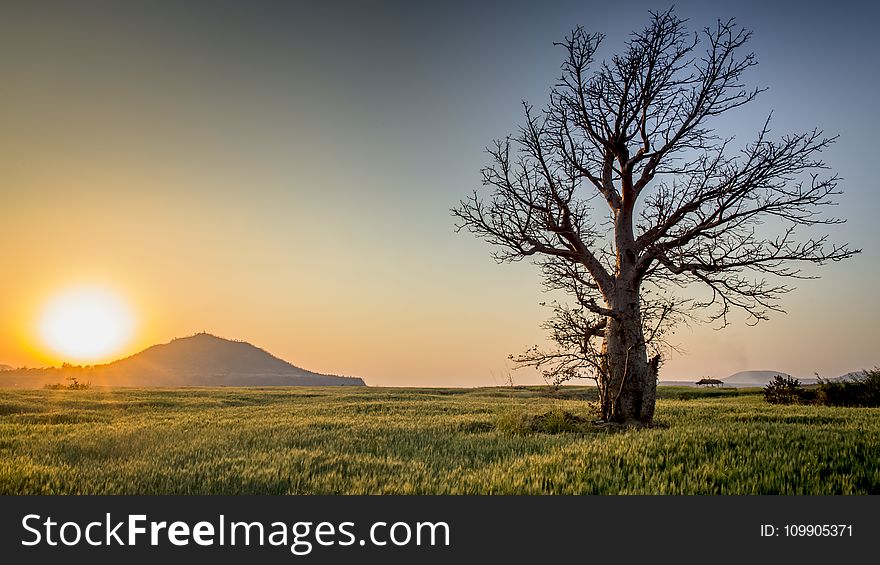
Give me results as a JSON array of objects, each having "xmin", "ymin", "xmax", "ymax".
[{"xmin": 601, "ymin": 285, "xmax": 657, "ymax": 425}]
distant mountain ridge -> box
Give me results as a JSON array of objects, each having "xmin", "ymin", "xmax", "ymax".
[
  {"xmin": 0, "ymin": 333, "xmax": 365, "ymax": 388},
  {"xmin": 0, "ymin": 364, "xmax": 13, "ymax": 372},
  {"xmin": 721, "ymin": 370, "xmax": 792, "ymax": 384},
  {"xmin": 661, "ymin": 369, "xmax": 853, "ymax": 388}
]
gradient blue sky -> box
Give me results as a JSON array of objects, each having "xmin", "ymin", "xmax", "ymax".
[{"xmin": 1, "ymin": 0, "xmax": 877, "ymax": 385}]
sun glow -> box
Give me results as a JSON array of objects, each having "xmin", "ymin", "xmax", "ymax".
[{"xmin": 38, "ymin": 286, "xmax": 135, "ymax": 363}]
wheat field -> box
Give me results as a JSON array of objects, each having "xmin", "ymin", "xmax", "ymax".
[{"xmin": 1, "ymin": 386, "xmax": 877, "ymax": 494}]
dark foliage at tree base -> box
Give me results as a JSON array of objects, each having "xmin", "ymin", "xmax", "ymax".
[{"xmin": 495, "ymin": 408, "xmax": 590, "ymax": 435}]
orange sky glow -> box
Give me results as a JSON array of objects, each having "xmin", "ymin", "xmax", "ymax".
[{"xmin": 1, "ymin": 1, "xmax": 877, "ymax": 386}]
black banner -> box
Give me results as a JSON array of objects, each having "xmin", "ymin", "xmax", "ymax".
[{"xmin": 1, "ymin": 496, "xmax": 875, "ymax": 563}]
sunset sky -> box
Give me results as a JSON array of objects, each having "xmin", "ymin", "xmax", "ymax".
[{"xmin": 1, "ymin": 0, "xmax": 877, "ymax": 386}]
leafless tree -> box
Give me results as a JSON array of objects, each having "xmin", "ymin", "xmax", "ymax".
[
  {"xmin": 453, "ymin": 8, "xmax": 858, "ymax": 425},
  {"xmin": 511, "ymin": 294, "xmax": 684, "ymax": 420}
]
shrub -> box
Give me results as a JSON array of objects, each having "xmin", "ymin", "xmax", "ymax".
[
  {"xmin": 865, "ymin": 368, "xmax": 880, "ymax": 404},
  {"xmin": 818, "ymin": 369, "xmax": 880, "ymax": 407},
  {"xmin": 763, "ymin": 369, "xmax": 880, "ymax": 407},
  {"xmin": 798, "ymin": 386, "xmax": 819, "ymax": 404},
  {"xmin": 533, "ymin": 408, "xmax": 588, "ymax": 434},
  {"xmin": 493, "ymin": 408, "xmax": 588, "ymax": 435},
  {"xmin": 493, "ymin": 410, "xmax": 531, "ymax": 435},
  {"xmin": 43, "ymin": 376, "xmax": 92, "ymax": 391},
  {"xmin": 763, "ymin": 375, "xmax": 806, "ymax": 405}
]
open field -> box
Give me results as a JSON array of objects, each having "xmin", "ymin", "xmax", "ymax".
[{"xmin": 1, "ymin": 386, "xmax": 877, "ymax": 494}]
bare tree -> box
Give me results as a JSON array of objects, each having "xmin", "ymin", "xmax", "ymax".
[
  {"xmin": 511, "ymin": 294, "xmax": 683, "ymax": 421},
  {"xmin": 453, "ymin": 8, "xmax": 858, "ymax": 425}
]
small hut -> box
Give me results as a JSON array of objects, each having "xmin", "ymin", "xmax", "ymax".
[{"xmin": 696, "ymin": 378, "xmax": 724, "ymax": 388}]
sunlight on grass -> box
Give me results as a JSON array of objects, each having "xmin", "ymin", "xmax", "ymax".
[{"xmin": 1, "ymin": 387, "xmax": 876, "ymax": 494}]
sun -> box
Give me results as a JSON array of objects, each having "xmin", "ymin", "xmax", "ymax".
[{"xmin": 38, "ymin": 286, "xmax": 135, "ymax": 363}]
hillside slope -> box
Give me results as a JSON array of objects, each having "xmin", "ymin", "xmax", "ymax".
[
  {"xmin": 722, "ymin": 370, "xmax": 792, "ymax": 385},
  {"xmin": 0, "ymin": 333, "xmax": 365, "ymax": 388}
]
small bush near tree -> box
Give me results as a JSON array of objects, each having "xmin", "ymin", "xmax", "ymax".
[{"xmin": 494, "ymin": 407, "xmax": 590, "ymax": 435}]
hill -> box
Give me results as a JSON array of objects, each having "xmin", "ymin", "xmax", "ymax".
[
  {"xmin": 719, "ymin": 370, "xmax": 852, "ymax": 387},
  {"xmin": 0, "ymin": 333, "xmax": 365, "ymax": 388},
  {"xmin": 722, "ymin": 370, "xmax": 792, "ymax": 385},
  {"xmin": 0, "ymin": 364, "xmax": 13, "ymax": 372}
]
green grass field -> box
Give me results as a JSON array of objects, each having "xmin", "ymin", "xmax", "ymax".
[{"xmin": 1, "ymin": 386, "xmax": 877, "ymax": 494}]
